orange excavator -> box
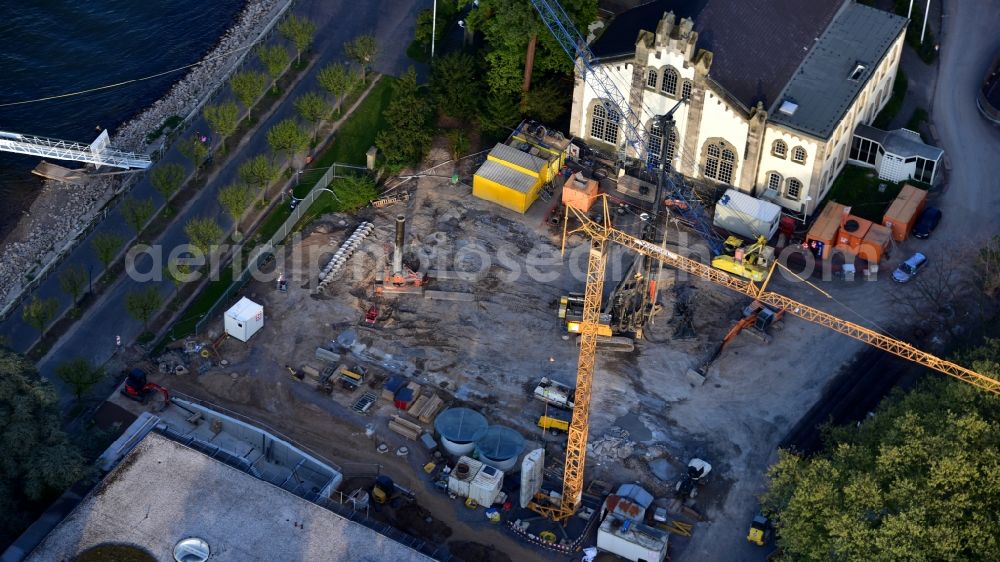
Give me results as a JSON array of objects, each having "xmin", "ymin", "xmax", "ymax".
[{"xmin": 121, "ymin": 368, "xmax": 170, "ymax": 406}]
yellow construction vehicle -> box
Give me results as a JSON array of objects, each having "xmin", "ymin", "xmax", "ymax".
[
  {"xmin": 527, "ymin": 196, "xmax": 999, "ymax": 524},
  {"xmin": 711, "ymin": 235, "xmax": 774, "ymax": 282},
  {"xmin": 747, "ymin": 513, "xmax": 771, "ymax": 546},
  {"xmin": 537, "ymin": 415, "xmax": 570, "ymax": 433}
]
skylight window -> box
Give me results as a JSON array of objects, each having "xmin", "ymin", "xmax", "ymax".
[{"xmin": 849, "ymin": 63, "xmax": 867, "ymax": 81}]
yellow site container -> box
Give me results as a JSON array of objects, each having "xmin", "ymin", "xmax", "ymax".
[
  {"xmin": 487, "ymin": 143, "xmax": 548, "ymax": 182},
  {"xmin": 473, "ymin": 159, "xmax": 541, "ymax": 213}
]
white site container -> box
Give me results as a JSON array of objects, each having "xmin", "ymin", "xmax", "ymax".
[
  {"xmin": 224, "ymin": 297, "xmax": 264, "ymax": 342},
  {"xmin": 469, "ymin": 464, "xmax": 503, "ymax": 507},
  {"xmin": 447, "ymin": 456, "xmax": 483, "ymax": 498},
  {"xmin": 713, "ymin": 188, "xmax": 782, "ymax": 241}
]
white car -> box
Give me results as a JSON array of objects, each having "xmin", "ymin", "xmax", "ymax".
[{"xmin": 892, "ymin": 252, "xmax": 927, "ymax": 283}]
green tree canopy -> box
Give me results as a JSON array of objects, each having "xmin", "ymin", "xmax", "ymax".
[
  {"xmin": 429, "ymin": 51, "xmax": 482, "ymax": 121},
  {"xmin": 91, "ymin": 231, "xmax": 124, "ymax": 269},
  {"xmin": 345, "ymin": 34, "xmax": 378, "ymax": 83},
  {"xmin": 294, "ymin": 91, "xmax": 332, "ymax": 141},
  {"xmin": 0, "ymin": 350, "xmax": 86, "ymax": 545},
  {"xmin": 257, "ymin": 44, "xmax": 290, "ymax": 92},
  {"xmin": 177, "ymin": 134, "xmax": 209, "ymax": 170},
  {"xmin": 317, "ymin": 62, "xmax": 362, "ymax": 115},
  {"xmin": 278, "ymin": 14, "xmax": 316, "ymax": 63},
  {"xmin": 149, "ymin": 162, "xmax": 186, "ymax": 201},
  {"xmin": 461, "ymin": 0, "xmax": 597, "ymax": 95},
  {"xmin": 121, "ymin": 196, "xmax": 156, "ymax": 235},
  {"xmin": 184, "ymin": 217, "xmax": 224, "ymax": 256},
  {"xmin": 266, "ymin": 118, "xmax": 309, "ymax": 166},
  {"xmin": 55, "ymin": 358, "xmax": 106, "ymax": 400},
  {"xmin": 229, "ymin": 71, "xmax": 267, "ymax": 118},
  {"xmin": 375, "ymin": 68, "xmax": 433, "ymax": 170},
  {"xmin": 217, "ymin": 183, "xmax": 254, "ymax": 237},
  {"xmin": 22, "ymin": 296, "xmax": 58, "ymax": 336},
  {"xmin": 203, "ymin": 101, "xmax": 240, "ymax": 149},
  {"xmin": 164, "ymin": 257, "xmax": 194, "ymax": 296},
  {"xmin": 762, "ymin": 344, "xmax": 1000, "ymax": 561},
  {"xmin": 58, "ymin": 264, "xmax": 87, "ymax": 305},
  {"xmin": 238, "ymin": 154, "xmax": 281, "ymax": 194},
  {"xmin": 330, "ymin": 174, "xmax": 378, "ymax": 211},
  {"xmin": 124, "ymin": 286, "xmax": 162, "ymax": 331}
]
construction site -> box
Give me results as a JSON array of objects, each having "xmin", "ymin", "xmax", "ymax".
[{"xmin": 100, "ymin": 105, "xmax": 994, "ymax": 561}]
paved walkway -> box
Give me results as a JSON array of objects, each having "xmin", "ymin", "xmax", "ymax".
[{"xmin": 0, "ymin": 0, "xmax": 421, "ymax": 403}]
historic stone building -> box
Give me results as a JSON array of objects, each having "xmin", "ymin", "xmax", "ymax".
[{"xmin": 570, "ymin": 0, "xmax": 908, "ymax": 216}]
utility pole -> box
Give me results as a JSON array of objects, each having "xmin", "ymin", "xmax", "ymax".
[
  {"xmin": 921, "ymin": 0, "xmax": 931, "ymax": 44},
  {"xmin": 431, "ymin": 0, "xmax": 437, "ymax": 59},
  {"xmin": 521, "ymin": 33, "xmax": 538, "ymax": 112}
]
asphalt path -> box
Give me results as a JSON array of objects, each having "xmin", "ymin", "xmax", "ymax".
[{"xmin": 0, "ymin": 0, "xmax": 421, "ymax": 402}]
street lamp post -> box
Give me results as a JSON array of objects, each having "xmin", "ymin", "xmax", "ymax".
[{"xmin": 431, "ymin": 0, "xmax": 437, "ymax": 59}]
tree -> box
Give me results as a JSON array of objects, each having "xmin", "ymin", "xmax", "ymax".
[
  {"xmin": 164, "ymin": 257, "xmax": 193, "ymax": 297},
  {"xmin": 55, "ymin": 358, "xmax": 106, "ymax": 400},
  {"xmin": 331, "ymin": 174, "xmax": 378, "ymax": 211},
  {"xmin": 58, "ymin": 265, "xmax": 87, "ymax": 305},
  {"xmin": 975, "ymin": 234, "xmax": 1000, "ymax": 298},
  {"xmin": 125, "ymin": 286, "xmax": 162, "ymax": 332},
  {"xmin": 257, "ymin": 44, "xmax": 290, "ymax": 92},
  {"xmin": 177, "ymin": 134, "xmax": 209, "ymax": 170},
  {"xmin": 149, "ymin": 162, "xmax": 186, "ymax": 201},
  {"xmin": 461, "ymin": 0, "xmax": 597, "ymax": 95},
  {"xmin": 278, "ymin": 14, "xmax": 316, "ymax": 64},
  {"xmin": 22, "ymin": 296, "xmax": 58, "ymax": 337},
  {"xmin": 345, "ymin": 34, "xmax": 378, "ymax": 83},
  {"xmin": 266, "ymin": 118, "xmax": 309, "ymax": 167},
  {"xmin": 317, "ymin": 62, "xmax": 362, "ymax": 115},
  {"xmin": 429, "ymin": 51, "xmax": 482, "ymax": 120},
  {"xmin": 294, "ymin": 91, "xmax": 331, "ymax": 141},
  {"xmin": 230, "ymin": 70, "xmax": 267, "ymax": 119},
  {"xmin": 481, "ymin": 89, "xmax": 521, "ymax": 137},
  {"xmin": 218, "ymin": 183, "xmax": 254, "ymax": 238},
  {"xmin": 521, "ymin": 81, "xmax": 568, "ymax": 122},
  {"xmin": 121, "ymin": 196, "xmax": 155, "ymax": 235},
  {"xmin": 375, "ymin": 67, "xmax": 433, "ymax": 170},
  {"xmin": 184, "ymin": 217, "xmax": 223, "ymax": 256},
  {"xmin": 91, "ymin": 231, "xmax": 124, "ymax": 270},
  {"xmin": 203, "ymin": 101, "xmax": 240, "ymax": 150},
  {"xmin": 761, "ymin": 350, "xmax": 1000, "ymax": 562},
  {"xmin": 445, "ymin": 128, "xmax": 469, "ymax": 160},
  {"xmin": 414, "ymin": 2, "xmax": 458, "ymax": 53},
  {"xmin": 238, "ymin": 154, "xmax": 280, "ymax": 194},
  {"xmin": 0, "ymin": 350, "xmax": 86, "ymax": 545}
]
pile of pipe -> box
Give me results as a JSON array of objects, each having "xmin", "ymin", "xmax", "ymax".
[{"xmin": 318, "ymin": 222, "xmax": 374, "ymax": 291}]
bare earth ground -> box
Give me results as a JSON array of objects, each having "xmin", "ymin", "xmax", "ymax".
[{"xmin": 135, "ymin": 143, "xmax": 956, "ymax": 561}]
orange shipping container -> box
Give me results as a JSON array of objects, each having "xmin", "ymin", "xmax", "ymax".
[
  {"xmin": 561, "ymin": 172, "xmax": 598, "ymax": 212},
  {"xmin": 882, "ymin": 184, "xmax": 927, "ymax": 242},
  {"xmin": 858, "ymin": 223, "xmax": 892, "ymax": 263},
  {"xmin": 837, "ymin": 216, "xmax": 872, "ymax": 253},
  {"xmin": 806, "ymin": 202, "xmax": 847, "ymax": 259}
]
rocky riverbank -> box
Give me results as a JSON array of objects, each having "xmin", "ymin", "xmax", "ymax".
[{"xmin": 0, "ymin": 0, "xmax": 284, "ymax": 310}]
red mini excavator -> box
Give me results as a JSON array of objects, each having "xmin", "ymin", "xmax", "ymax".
[{"xmin": 121, "ymin": 368, "xmax": 170, "ymax": 406}]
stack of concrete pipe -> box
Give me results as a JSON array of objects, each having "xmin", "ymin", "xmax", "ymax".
[{"xmin": 317, "ymin": 222, "xmax": 374, "ymax": 291}]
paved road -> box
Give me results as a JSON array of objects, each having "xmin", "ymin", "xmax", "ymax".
[{"xmin": 0, "ymin": 0, "xmax": 421, "ymax": 402}]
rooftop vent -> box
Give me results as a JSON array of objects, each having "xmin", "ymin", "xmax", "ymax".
[
  {"xmin": 844, "ymin": 219, "xmax": 860, "ymax": 232},
  {"xmin": 173, "ymin": 538, "xmax": 210, "ymax": 562},
  {"xmin": 778, "ymin": 100, "xmax": 798, "ymax": 116},
  {"xmin": 849, "ymin": 63, "xmax": 867, "ymax": 81}
]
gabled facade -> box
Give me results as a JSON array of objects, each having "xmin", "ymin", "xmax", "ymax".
[{"xmin": 570, "ymin": 0, "xmax": 907, "ymax": 216}]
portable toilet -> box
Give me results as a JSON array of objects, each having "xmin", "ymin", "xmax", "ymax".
[{"xmin": 224, "ymin": 297, "xmax": 263, "ymax": 342}]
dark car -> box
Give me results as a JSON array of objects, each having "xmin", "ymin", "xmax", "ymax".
[{"xmin": 913, "ymin": 207, "xmax": 942, "ymax": 239}]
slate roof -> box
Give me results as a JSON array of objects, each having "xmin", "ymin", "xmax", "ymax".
[
  {"xmin": 854, "ymin": 125, "xmax": 944, "ymax": 161},
  {"xmin": 769, "ymin": 3, "xmax": 907, "ymax": 138},
  {"xmin": 590, "ymin": 0, "xmax": 845, "ymax": 110}
]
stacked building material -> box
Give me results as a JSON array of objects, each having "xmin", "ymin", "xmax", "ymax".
[
  {"xmin": 317, "ymin": 222, "xmax": 374, "ymax": 291},
  {"xmin": 388, "ymin": 415, "xmax": 421, "ymax": 440}
]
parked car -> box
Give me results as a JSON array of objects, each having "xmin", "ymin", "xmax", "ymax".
[
  {"xmin": 893, "ymin": 252, "xmax": 928, "ymax": 283},
  {"xmin": 913, "ymin": 207, "xmax": 942, "ymax": 239}
]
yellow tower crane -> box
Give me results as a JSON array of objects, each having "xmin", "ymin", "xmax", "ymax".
[{"xmin": 528, "ymin": 197, "xmax": 1000, "ymax": 522}]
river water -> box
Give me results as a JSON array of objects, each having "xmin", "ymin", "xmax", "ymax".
[{"xmin": 0, "ymin": 0, "xmax": 245, "ymax": 238}]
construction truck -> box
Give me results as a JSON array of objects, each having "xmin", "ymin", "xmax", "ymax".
[
  {"xmin": 747, "ymin": 513, "xmax": 772, "ymax": 546},
  {"xmin": 711, "ymin": 235, "xmax": 774, "ymax": 282},
  {"xmin": 533, "ymin": 377, "xmax": 574, "ymax": 409}
]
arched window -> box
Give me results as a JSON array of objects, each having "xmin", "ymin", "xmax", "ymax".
[
  {"xmin": 772, "ymin": 140, "xmax": 787, "ymax": 159},
  {"xmin": 703, "ymin": 140, "xmax": 737, "ymax": 184},
  {"xmin": 665, "ymin": 128, "xmax": 678, "ymax": 167},
  {"xmin": 792, "ymin": 146, "xmax": 807, "ymax": 164},
  {"xmin": 647, "ymin": 122, "xmax": 663, "ymax": 167},
  {"xmin": 786, "ymin": 178, "xmax": 802, "ymax": 200},
  {"xmin": 646, "ymin": 69, "xmax": 658, "ymax": 88},
  {"xmin": 590, "ymin": 103, "xmax": 620, "ymax": 144},
  {"xmin": 766, "ymin": 172, "xmax": 782, "ymax": 192},
  {"xmin": 681, "ymin": 80, "xmax": 692, "ymax": 100},
  {"xmin": 661, "ymin": 68, "xmax": 679, "ymax": 96}
]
